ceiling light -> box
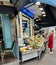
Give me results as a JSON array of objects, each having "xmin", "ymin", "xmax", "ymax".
[
  {"xmin": 39, "ymin": 8, "xmax": 43, "ymax": 10},
  {"xmin": 36, "ymin": 19, "xmax": 38, "ymax": 21},
  {"xmin": 43, "ymin": 15, "xmax": 46, "ymax": 17},
  {"xmin": 42, "ymin": 12, "xmax": 45, "ymax": 14},
  {"xmin": 35, "ymin": 24, "xmax": 37, "ymax": 26},
  {"xmin": 39, "ymin": 18, "xmax": 41, "ymax": 20},
  {"xmin": 36, "ymin": 2, "xmax": 41, "ymax": 5}
]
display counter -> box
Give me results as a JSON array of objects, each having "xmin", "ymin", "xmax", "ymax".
[
  {"xmin": 21, "ymin": 49, "xmax": 39, "ymax": 62},
  {"xmin": 19, "ymin": 42, "xmax": 46, "ymax": 63}
]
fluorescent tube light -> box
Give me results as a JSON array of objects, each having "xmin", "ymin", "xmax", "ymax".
[
  {"xmin": 36, "ymin": 2, "xmax": 41, "ymax": 5},
  {"xmin": 39, "ymin": 8, "xmax": 43, "ymax": 10},
  {"xmin": 43, "ymin": 15, "xmax": 46, "ymax": 17},
  {"xmin": 42, "ymin": 12, "xmax": 45, "ymax": 14}
]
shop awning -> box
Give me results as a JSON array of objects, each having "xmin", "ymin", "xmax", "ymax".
[
  {"xmin": 10, "ymin": 0, "xmax": 56, "ymax": 27},
  {"xmin": 37, "ymin": 0, "xmax": 56, "ymax": 7},
  {"xmin": 10, "ymin": 0, "xmax": 56, "ymax": 11},
  {"xmin": 10, "ymin": 0, "xmax": 56, "ymax": 18}
]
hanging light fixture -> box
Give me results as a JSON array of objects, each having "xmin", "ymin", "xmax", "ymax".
[
  {"xmin": 39, "ymin": 8, "xmax": 43, "ymax": 10},
  {"xmin": 38, "ymin": 18, "xmax": 41, "ymax": 20},
  {"xmin": 43, "ymin": 14, "xmax": 46, "ymax": 17},
  {"xmin": 38, "ymin": 16, "xmax": 41, "ymax": 20},
  {"xmin": 36, "ymin": 19, "xmax": 38, "ymax": 21},
  {"xmin": 42, "ymin": 11, "xmax": 45, "ymax": 14},
  {"xmin": 35, "ymin": 24, "xmax": 37, "ymax": 26},
  {"xmin": 36, "ymin": 1, "xmax": 41, "ymax": 5}
]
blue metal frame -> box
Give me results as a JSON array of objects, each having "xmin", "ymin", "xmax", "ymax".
[{"xmin": 21, "ymin": 7, "xmax": 34, "ymax": 19}]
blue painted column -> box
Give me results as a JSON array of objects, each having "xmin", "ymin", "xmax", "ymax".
[
  {"xmin": 2, "ymin": 14, "xmax": 13, "ymax": 48},
  {"xmin": 2, "ymin": 14, "xmax": 19, "ymax": 59},
  {"xmin": 13, "ymin": 43, "xmax": 19, "ymax": 59}
]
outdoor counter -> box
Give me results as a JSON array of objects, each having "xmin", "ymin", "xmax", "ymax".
[{"xmin": 19, "ymin": 42, "xmax": 46, "ymax": 63}]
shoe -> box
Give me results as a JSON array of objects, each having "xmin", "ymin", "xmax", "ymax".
[{"xmin": 49, "ymin": 52, "xmax": 53, "ymax": 54}]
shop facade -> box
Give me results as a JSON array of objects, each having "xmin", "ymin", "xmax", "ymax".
[
  {"xmin": 0, "ymin": 0, "xmax": 56, "ymax": 65},
  {"xmin": 17, "ymin": 12, "xmax": 34, "ymax": 46},
  {"xmin": 0, "ymin": 1, "xmax": 19, "ymax": 65},
  {"xmin": 0, "ymin": 14, "xmax": 19, "ymax": 65},
  {"xmin": 17, "ymin": 11, "xmax": 46, "ymax": 63}
]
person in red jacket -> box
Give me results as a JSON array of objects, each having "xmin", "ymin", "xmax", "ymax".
[{"xmin": 48, "ymin": 30, "xmax": 54, "ymax": 53}]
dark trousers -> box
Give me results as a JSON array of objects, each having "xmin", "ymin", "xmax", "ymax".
[{"xmin": 50, "ymin": 48, "xmax": 52, "ymax": 52}]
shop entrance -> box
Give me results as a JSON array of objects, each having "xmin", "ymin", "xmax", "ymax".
[{"xmin": 22, "ymin": 19, "xmax": 30, "ymax": 39}]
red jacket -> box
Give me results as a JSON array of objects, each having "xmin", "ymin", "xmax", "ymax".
[{"xmin": 48, "ymin": 34, "xmax": 54, "ymax": 48}]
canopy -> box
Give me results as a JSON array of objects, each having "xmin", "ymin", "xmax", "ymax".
[
  {"xmin": 37, "ymin": 0, "xmax": 56, "ymax": 7},
  {"xmin": 10, "ymin": 0, "xmax": 56, "ymax": 11},
  {"xmin": 10, "ymin": 0, "xmax": 56, "ymax": 27}
]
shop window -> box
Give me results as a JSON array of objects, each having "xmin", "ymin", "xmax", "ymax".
[
  {"xmin": 23, "ymin": 20, "xmax": 30, "ymax": 39},
  {"xmin": 22, "ymin": 19, "xmax": 30, "ymax": 45}
]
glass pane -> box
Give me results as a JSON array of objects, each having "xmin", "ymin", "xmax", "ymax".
[{"xmin": 23, "ymin": 20, "xmax": 30, "ymax": 38}]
